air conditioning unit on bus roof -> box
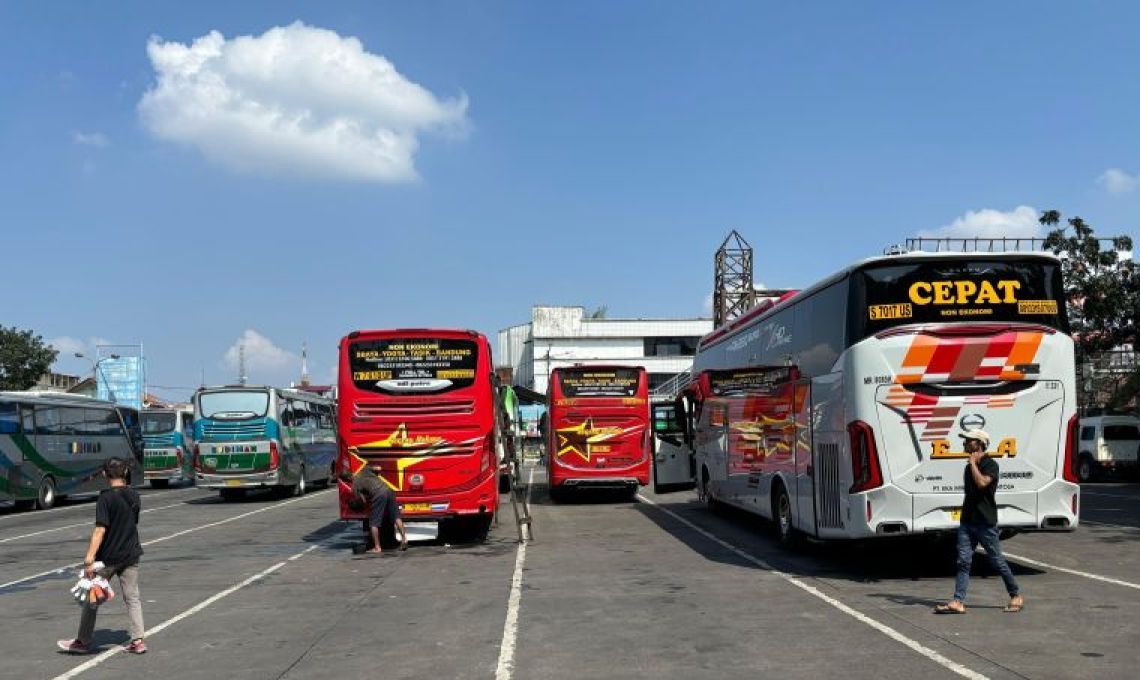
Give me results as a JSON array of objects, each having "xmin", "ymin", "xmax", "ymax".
[{"xmin": 882, "ymin": 244, "xmax": 910, "ymax": 256}]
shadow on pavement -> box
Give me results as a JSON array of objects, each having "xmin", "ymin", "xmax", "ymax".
[{"xmin": 634, "ymin": 496, "xmax": 1046, "ymax": 588}]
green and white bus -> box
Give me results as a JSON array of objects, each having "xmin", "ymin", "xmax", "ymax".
[
  {"xmin": 0, "ymin": 392, "xmax": 144, "ymax": 511},
  {"xmin": 193, "ymin": 386, "xmax": 336, "ymax": 500},
  {"xmin": 142, "ymin": 407, "xmax": 195, "ymax": 488}
]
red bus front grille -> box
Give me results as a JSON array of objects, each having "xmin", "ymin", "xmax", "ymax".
[{"xmin": 354, "ymin": 399, "xmax": 475, "ymax": 419}]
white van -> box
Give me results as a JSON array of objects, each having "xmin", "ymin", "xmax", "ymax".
[{"xmin": 1077, "ymin": 415, "xmax": 1140, "ymax": 481}]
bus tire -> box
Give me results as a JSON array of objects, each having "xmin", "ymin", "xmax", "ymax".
[
  {"xmin": 220, "ymin": 488, "xmax": 245, "ymax": 502},
  {"xmin": 549, "ymin": 486, "xmax": 565, "ymax": 503},
  {"xmin": 150, "ymin": 479, "xmax": 169, "ymax": 489},
  {"xmin": 772, "ymin": 482, "xmax": 796, "ymax": 546},
  {"xmin": 295, "ymin": 468, "xmax": 307, "ymax": 497},
  {"xmin": 1077, "ymin": 454, "xmax": 1095, "ymax": 483},
  {"xmin": 701, "ymin": 467, "xmax": 721, "ymax": 514},
  {"xmin": 35, "ymin": 476, "xmax": 57, "ymax": 511}
]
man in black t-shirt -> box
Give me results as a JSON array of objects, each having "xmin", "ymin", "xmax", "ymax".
[
  {"xmin": 935, "ymin": 430, "xmax": 1024, "ymax": 615},
  {"xmin": 57, "ymin": 457, "xmax": 147, "ymax": 654}
]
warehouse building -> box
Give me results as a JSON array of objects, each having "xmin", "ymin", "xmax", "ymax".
[{"xmin": 497, "ymin": 306, "xmax": 714, "ymax": 395}]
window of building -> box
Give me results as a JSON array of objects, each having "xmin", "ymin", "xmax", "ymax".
[
  {"xmin": 644, "ymin": 337, "xmax": 701, "ymax": 357},
  {"xmin": 648, "ymin": 373, "xmax": 677, "ymax": 391}
]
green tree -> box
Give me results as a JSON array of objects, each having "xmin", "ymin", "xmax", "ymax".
[
  {"xmin": 0, "ymin": 326, "xmax": 59, "ymax": 390},
  {"xmin": 1040, "ymin": 211, "xmax": 1138, "ymax": 408}
]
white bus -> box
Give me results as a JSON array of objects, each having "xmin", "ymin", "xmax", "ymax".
[
  {"xmin": 0, "ymin": 392, "xmax": 144, "ymax": 510},
  {"xmin": 142, "ymin": 407, "xmax": 195, "ymax": 488},
  {"xmin": 193, "ymin": 386, "xmax": 336, "ymax": 500},
  {"xmin": 658, "ymin": 252, "xmax": 1080, "ymax": 543}
]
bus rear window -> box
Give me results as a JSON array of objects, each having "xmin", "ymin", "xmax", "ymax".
[
  {"xmin": 557, "ymin": 368, "xmax": 642, "ymax": 397},
  {"xmin": 851, "ymin": 259, "xmax": 1068, "ymax": 340},
  {"xmin": 199, "ymin": 391, "xmax": 269, "ymax": 419},
  {"xmin": 349, "ymin": 338, "xmax": 478, "ymax": 395},
  {"xmin": 142, "ymin": 412, "xmax": 177, "ymax": 434}
]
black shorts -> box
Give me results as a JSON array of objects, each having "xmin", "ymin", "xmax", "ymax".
[{"xmin": 368, "ymin": 486, "xmax": 401, "ymax": 527}]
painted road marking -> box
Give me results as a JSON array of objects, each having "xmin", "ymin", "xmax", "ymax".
[
  {"xmin": 494, "ymin": 464, "xmax": 535, "ymax": 680},
  {"xmin": 636, "ymin": 494, "xmax": 990, "ymax": 680},
  {"xmin": 0, "ymin": 485, "xmax": 204, "ymax": 521},
  {"xmin": 0, "ymin": 489, "xmax": 329, "ymax": 592},
  {"xmin": 53, "ymin": 544, "xmax": 321, "ymax": 679},
  {"xmin": 0, "ymin": 501, "xmax": 189, "ymax": 544},
  {"xmin": 1004, "ymin": 551, "xmax": 1140, "ymax": 591}
]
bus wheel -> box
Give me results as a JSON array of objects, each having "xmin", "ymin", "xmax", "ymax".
[
  {"xmin": 295, "ymin": 468, "xmax": 307, "ymax": 497},
  {"xmin": 220, "ymin": 488, "xmax": 245, "ymax": 502},
  {"xmin": 1077, "ymin": 455, "xmax": 1095, "ymax": 483},
  {"xmin": 150, "ymin": 479, "xmax": 169, "ymax": 489},
  {"xmin": 35, "ymin": 476, "xmax": 57, "ymax": 510},
  {"xmin": 773, "ymin": 484, "xmax": 796, "ymax": 546}
]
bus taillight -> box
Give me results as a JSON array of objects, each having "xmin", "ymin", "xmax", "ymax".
[
  {"xmin": 192, "ymin": 444, "xmax": 201, "ymax": 472},
  {"xmin": 176, "ymin": 448, "xmax": 184, "ymax": 470},
  {"xmin": 847, "ymin": 420, "xmax": 883, "ymax": 493},
  {"xmin": 269, "ymin": 441, "xmax": 280, "ymax": 470},
  {"xmin": 1062, "ymin": 413, "xmax": 1080, "ymax": 483}
]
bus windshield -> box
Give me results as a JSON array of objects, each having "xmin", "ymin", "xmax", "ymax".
[
  {"xmin": 198, "ymin": 391, "xmax": 269, "ymax": 419},
  {"xmin": 851, "ymin": 258, "xmax": 1068, "ymax": 341},
  {"xmin": 556, "ymin": 367, "xmax": 642, "ymax": 397},
  {"xmin": 142, "ymin": 412, "xmax": 177, "ymax": 434},
  {"xmin": 348, "ymin": 337, "xmax": 478, "ymax": 395}
]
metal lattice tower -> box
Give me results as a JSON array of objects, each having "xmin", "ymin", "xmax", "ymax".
[{"xmin": 713, "ymin": 230, "xmax": 755, "ymax": 327}]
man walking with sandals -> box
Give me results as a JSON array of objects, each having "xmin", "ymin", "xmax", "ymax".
[
  {"xmin": 935, "ymin": 429, "xmax": 1024, "ymax": 615},
  {"xmin": 57, "ymin": 457, "xmax": 147, "ymax": 654}
]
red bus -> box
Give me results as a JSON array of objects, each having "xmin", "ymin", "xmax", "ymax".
[
  {"xmin": 546, "ymin": 365, "xmax": 651, "ymax": 500},
  {"xmin": 337, "ymin": 329, "xmax": 501, "ymax": 541}
]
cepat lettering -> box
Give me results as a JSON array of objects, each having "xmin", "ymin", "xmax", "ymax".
[
  {"xmin": 908, "ymin": 280, "xmax": 1021, "ymax": 305},
  {"xmin": 930, "ymin": 438, "xmax": 1017, "ymax": 459}
]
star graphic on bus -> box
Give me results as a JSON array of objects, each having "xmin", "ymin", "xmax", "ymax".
[
  {"xmin": 554, "ymin": 418, "xmax": 638, "ymax": 462},
  {"xmin": 350, "ymin": 423, "xmax": 483, "ymax": 491}
]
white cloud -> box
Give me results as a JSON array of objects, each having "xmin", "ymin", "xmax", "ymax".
[
  {"xmin": 48, "ymin": 336, "xmax": 117, "ymax": 358},
  {"xmin": 919, "ymin": 205, "xmax": 1042, "ymax": 239},
  {"xmin": 71, "ymin": 130, "xmax": 110, "ymax": 148},
  {"xmin": 223, "ymin": 329, "xmax": 298, "ymax": 383},
  {"xmin": 1099, "ymin": 168, "xmax": 1140, "ymax": 194},
  {"xmin": 139, "ymin": 22, "xmax": 469, "ymax": 183}
]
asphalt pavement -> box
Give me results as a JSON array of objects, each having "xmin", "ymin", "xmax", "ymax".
[{"xmin": 2, "ymin": 470, "xmax": 1138, "ymax": 679}]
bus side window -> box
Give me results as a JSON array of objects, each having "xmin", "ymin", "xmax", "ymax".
[
  {"xmin": 1080, "ymin": 426, "xmax": 1095, "ymax": 442},
  {"xmin": 0, "ymin": 401, "xmax": 18, "ymax": 434},
  {"xmin": 35, "ymin": 407, "xmax": 62, "ymax": 435},
  {"xmin": 20, "ymin": 404, "xmax": 34, "ymax": 434}
]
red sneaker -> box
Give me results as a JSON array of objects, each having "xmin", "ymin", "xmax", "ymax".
[
  {"xmin": 124, "ymin": 639, "xmax": 148, "ymax": 654},
  {"xmin": 57, "ymin": 639, "xmax": 92, "ymax": 654}
]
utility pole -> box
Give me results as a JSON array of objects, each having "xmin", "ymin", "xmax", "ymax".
[
  {"xmin": 300, "ymin": 342, "xmax": 311, "ymax": 387},
  {"xmin": 238, "ymin": 344, "xmax": 247, "ymax": 386}
]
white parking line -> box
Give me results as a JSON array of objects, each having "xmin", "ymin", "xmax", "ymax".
[
  {"xmin": 0, "ymin": 486, "xmax": 202, "ymax": 521},
  {"xmin": 1003, "ymin": 551, "xmax": 1140, "ymax": 591},
  {"xmin": 0, "ymin": 501, "xmax": 190, "ymax": 544},
  {"xmin": 494, "ymin": 465, "xmax": 534, "ymax": 680},
  {"xmin": 52, "ymin": 544, "xmax": 321, "ymax": 679},
  {"xmin": 0, "ymin": 490, "xmax": 328, "ymax": 591},
  {"xmin": 636, "ymin": 494, "xmax": 989, "ymax": 680}
]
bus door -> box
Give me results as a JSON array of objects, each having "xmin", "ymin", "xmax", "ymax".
[
  {"xmin": 651, "ymin": 399, "xmax": 694, "ymax": 492},
  {"xmin": 791, "ymin": 380, "xmax": 816, "ymax": 535}
]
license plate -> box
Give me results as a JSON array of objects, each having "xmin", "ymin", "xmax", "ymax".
[
  {"xmin": 404, "ymin": 522, "xmax": 439, "ymax": 542},
  {"xmin": 403, "ymin": 502, "xmax": 432, "ymax": 513},
  {"xmin": 948, "ymin": 508, "xmax": 962, "ymax": 521},
  {"xmin": 225, "ymin": 479, "xmax": 243, "ymax": 487}
]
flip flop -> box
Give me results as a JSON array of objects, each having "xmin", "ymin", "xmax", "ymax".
[
  {"xmin": 934, "ymin": 603, "xmax": 966, "ymax": 615},
  {"xmin": 1003, "ymin": 601, "xmax": 1024, "ymax": 613}
]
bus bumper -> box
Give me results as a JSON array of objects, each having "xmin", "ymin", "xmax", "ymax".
[
  {"xmin": 549, "ymin": 460, "xmax": 650, "ymax": 489},
  {"xmin": 338, "ymin": 470, "xmax": 498, "ymax": 522},
  {"xmin": 196, "ymin": 470, "xmax": 280, "ymax": 489},
  {"xmin": 144, "ymin": 469, "xmax": 190, "ymax": 483}
]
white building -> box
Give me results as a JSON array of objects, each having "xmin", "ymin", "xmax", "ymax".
[{"xmin": 498, "ymin": 306, "xmax": 714, "ymax": 395}]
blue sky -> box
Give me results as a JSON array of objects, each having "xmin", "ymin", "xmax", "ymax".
[{"xmin": 2, "ymin": 2, "xmax": 1138, "ymax": 400}]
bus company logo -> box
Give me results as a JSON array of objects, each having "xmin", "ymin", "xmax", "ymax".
[
  {"xmin": 214, "ymin": 445, "xmax": 257, "ymax": 454},
  {"xmin": 959, "ymin": 414, "xmax": 986, "ymax": 431},
  {"xmin": 554, "ymin": 418, "xmax": 640, "ymax": 462},
  {"xmin": 765, "ymin": 324, "xmax": 792, "ymax": 351},
  {"xmin": 907, "ymin": 279, "xmax": 1022, "ymax": 306},
  {"xmin": 727, "ymin": 327, "xmax": 761, "ymax": 353}
]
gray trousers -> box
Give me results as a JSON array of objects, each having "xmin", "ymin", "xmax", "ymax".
[{"xmin": 78, "ymin": 563, "xmax": 144, "ymax": 642}]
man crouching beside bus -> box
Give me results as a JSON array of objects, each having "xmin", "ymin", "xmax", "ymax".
[
  {"xmin": 935, "ymin": 430, "xmax": 1024, "ymax": 615},
  {"xmin": 344, "ymin": 467, "xmax": 407, "ymax": 554}
]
